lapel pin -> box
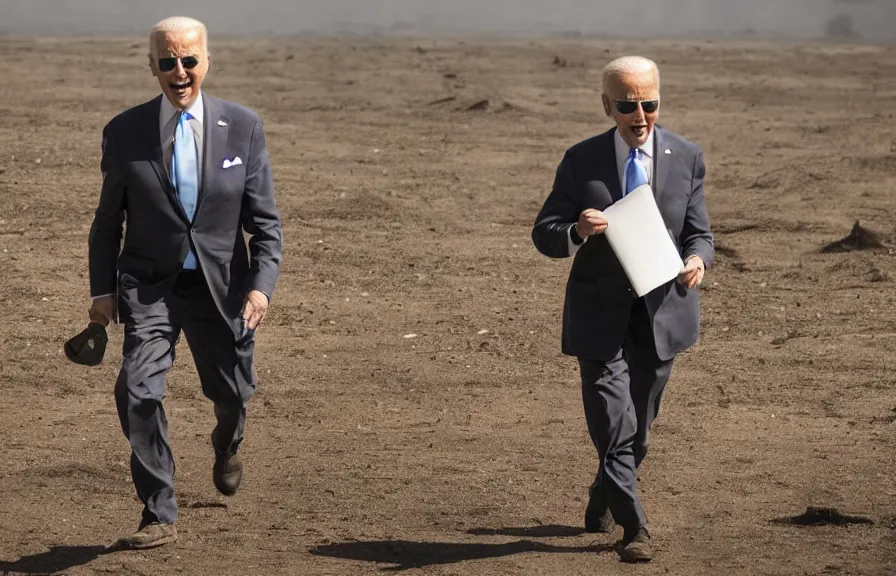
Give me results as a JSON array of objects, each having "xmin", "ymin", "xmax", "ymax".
[
  {"xmin": 217, "ymin": 120, "xmax": 228, "ymax": 127},
  {"xmin": 664, "ymin": 149, "xmax": 672, "ymax": 155}
]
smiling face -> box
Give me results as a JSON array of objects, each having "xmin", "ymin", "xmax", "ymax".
[
  {"xmin": 601, "ymin": 68, "xmax": 660, "ymax": 148},
  {"xmin": 149, "ymin": 26, "xmax": 209, "ymax": 110}
]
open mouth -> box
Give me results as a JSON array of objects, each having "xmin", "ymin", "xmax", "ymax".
[{"xmin": 170, "ymin": 80, "xmax": 193, "ymax": 93}]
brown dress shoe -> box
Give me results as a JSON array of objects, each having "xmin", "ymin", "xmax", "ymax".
[
  {"xmin": 117, "ymin": 522, "xmax": 178, "ymax": 550},
  {"xmin": 617, "ymin": 526, "xmax": 653, "ymax": 563},
  {"xmin": 584, "ymin": 480, "xmax": 616, "ymax": 533},
  {"xmin": 213, "ymin": 452, "xmax": 243, "ymax": 496}
]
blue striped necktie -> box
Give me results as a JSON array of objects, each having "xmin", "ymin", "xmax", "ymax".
[{"xmin": 171, "ymin": 111, "xmax": 198, "ymax": 270}]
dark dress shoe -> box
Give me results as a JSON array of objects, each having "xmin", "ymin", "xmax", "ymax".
[
  {"xmin": 213, "ymin": 452, "xmax": 243, "ymax": 496},
  {"xmin": 64, "ymin": 322, "xmax": 108, "ymax": 366},
  {"xmin": 117, "ymin": 522, "xmax": 177, "ymax": 549},
  {"xmin": 584, "ymin": 480, "xmax": 616, "ymax": 533},
  {"xmin": 617, "ymin": 526, "xmax": 653, "ymax": 563}
]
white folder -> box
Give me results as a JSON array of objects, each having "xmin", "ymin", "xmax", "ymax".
[{"xmin": 602, "ymin": 184, "xmax": 684, "ymax": 296}]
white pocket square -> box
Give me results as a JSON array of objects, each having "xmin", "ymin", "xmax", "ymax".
[{"xmin": 222, "ymin": 157, "xmax": 243, "ymax": 169}]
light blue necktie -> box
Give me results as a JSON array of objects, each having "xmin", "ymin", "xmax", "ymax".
[
  {"xmin": 624, "ymin": 147, "xmax": 649, "ymax": 196},
  {"xmin": 171, "ymin": 111, "xmax": 198, "ymax": 270}
]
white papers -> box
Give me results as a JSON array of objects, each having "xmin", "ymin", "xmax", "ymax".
[{"xmin": 602, "ymin": 184, "xmax": 684, "ymax": 296}]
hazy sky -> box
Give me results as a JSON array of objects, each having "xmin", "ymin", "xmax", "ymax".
[{"xmin": 1, "ymin": 0, "xmax": 893, "ymax": 41}]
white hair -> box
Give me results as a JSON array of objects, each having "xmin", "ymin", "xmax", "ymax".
[
  {"xmin": 149, "ymin": 16, "xmax": 208, "ymax": 54},
  {"xmin": 601, "ymin": 56, "xmax": 660, "ymax": 94}
]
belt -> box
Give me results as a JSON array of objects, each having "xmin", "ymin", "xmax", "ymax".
[{"xmin": 174, "ymin": 268, "xmax": 205, "ymax": 289}]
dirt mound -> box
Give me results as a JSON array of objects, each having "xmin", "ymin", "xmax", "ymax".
[
  {"xmin": 772, "ymin": 507, "xmax": 874, "ymax": 527},
  {"xmin": 465, "ymin": 98, "xmax": 514, "ymax": 113},
  {"xmin": 821, "ymin": 221, "xmax": 885, "ymax": 253},
  {"xmin": 427, "ymin": 96, "xmax": 516, "ymax": 113}
]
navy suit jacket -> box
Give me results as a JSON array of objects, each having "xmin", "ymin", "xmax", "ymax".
[
  {"xmin": 532, "ymin": 126, "xmax": 713, "ymax": 361},
  {"xmin": 88, "ymin": 93, "xmax": 282, "ymax": 338}
]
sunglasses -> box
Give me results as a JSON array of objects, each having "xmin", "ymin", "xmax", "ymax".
[
  {"xmin": 158, "ymin": 56, "xmax": 199, "ymax": 72},
  {"xmin": 614, "ymin": 100, "xmax": 659, "ymax": 114}
]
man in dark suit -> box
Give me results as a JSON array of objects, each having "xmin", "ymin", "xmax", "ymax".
[
  {"xmin": 531, "ymin": 55, "xmax": 713, "ymax": 562},
  {"xmin": 87, "ymin": 16, "xmax": 282, "ymax": 549}
]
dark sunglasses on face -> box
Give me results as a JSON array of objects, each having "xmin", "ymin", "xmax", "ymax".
[
  {"xmin": 615, "ymin": 100, "xmax": 659, "ymax": 114},
  {"xmin": 158, "ymin": 56, "xmax": 199, "ymax": 72}
]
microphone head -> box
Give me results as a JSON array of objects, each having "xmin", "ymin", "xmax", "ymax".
[{"xmin": 584, "ymin": 180, "xmax": 612, "ymax": 208}]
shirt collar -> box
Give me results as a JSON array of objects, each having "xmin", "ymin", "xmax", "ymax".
[
  {"xmin": 159, "ymin": 91, "xmax": 204, "ymax": 131},
  {"xmin": 614, "ymin": 127, "xmax": 654, "ymax": 160}
]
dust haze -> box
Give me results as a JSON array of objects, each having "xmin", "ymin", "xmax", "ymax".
[{"xmin": 1, "ymin": 0, "xmax": 894, "ymax": 41}]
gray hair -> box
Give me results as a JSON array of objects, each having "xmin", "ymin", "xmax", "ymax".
[
  {"xmin": 601, "ymin": 56, "xmax": 660, "ymax": 94},
  {"xmin": 149, "ymin": 16, "xmax": 208, "ymax": 55}
]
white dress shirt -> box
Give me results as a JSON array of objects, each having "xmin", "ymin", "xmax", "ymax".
[
  {"xmin": 614, "ymin": 128, "xmax": 654, "ymax": 194},
  {"xmin": 567, "ymin": 128, "xmax": 655, "ymax": 256},
  {"xmin": 160, "ymin": 92, "xmax": 204, "ymax": 185},
  {"xmin": 92, "ymin": 94, "xmax": 205, "ymax": 302}
]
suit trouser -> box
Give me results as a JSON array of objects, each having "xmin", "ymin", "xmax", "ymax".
[
  {"xmin": 114, "ymin": 269, "xmax": 256, "ymax": 525},
  {"xmin": 578, "ymin": 297, "xmax": 673, "ymax": 533}
]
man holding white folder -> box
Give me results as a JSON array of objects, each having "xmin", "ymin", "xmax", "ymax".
[{"xmin": 531, "ymin": 55, "xmax": 714, "ymax": 562}]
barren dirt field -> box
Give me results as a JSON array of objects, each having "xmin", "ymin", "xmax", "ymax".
[{"xmin": 0, "ymin": 35, "xmax": 895, "ymax": 575}]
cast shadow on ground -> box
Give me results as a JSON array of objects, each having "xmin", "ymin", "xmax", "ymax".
[
  {"xmin": 310, "ymin": 525, "xmax": 610, "ymax": 570},
  {"xmin": 466, "ymin": 524, "xmax": 587, "ymax": 538},
  {"xmin": 0, "ymin": 544, "xmax": 116, "ymax": 575}
]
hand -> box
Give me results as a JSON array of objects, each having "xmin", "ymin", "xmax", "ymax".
[
  {"xmin": 241, "ymin": 290, "xmax": 269, "ymax": 331},
  {"xmin": 576, "ymin": 209, "xmax": 609, "ymax": 237},
  {"xmin": 678, "ymin": 256, "xmax": 705, "ymax": 289},
  {"xmin": 88, "ymin": 295, "xmax": 117, "ymax": 327}
]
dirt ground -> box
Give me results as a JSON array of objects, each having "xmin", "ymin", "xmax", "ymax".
[{"xmin": 0, "ymin": 35, "xmax": 895, "ymax": 576}]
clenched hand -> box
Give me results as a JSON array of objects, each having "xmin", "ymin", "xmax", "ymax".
[
  {"xmin": 89, "ymin": 295, "xmax": 117, "ymax": 327},
  {"xmin": 576, "ymin": 208, "xmax": 609, "ymax": 237}
]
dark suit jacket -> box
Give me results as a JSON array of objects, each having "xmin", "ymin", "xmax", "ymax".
[
  {"xmin": 88, "ymin": 93, "xmax": 282, "ymax": 337},
  {"xmin": 532, "ymin": 126, "xmax": 713, "ymax": 362}
]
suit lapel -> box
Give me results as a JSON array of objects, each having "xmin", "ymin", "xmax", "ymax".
[
  {"xmin": 198, "ymin": 94, "xmax": 229, "ymax": 218},
  {"xmin": 653, "ymin": 127, "xmax": 670, "ymax": 204},
  {"xmin": 145, "ymin": 96, "xmax": 190, "ymax": 224},
  {"xmin": 604, "ymin": 129, "xmax": 623, "ymax": 201},
  {"xmin": 146, "ymin": 95, "xmax": 169, "ymax": 190}
]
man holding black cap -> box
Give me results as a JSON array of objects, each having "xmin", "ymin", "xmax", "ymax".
[{"xmin": 84, "ymin": 15, "xmax": 282, "ymax": 549}]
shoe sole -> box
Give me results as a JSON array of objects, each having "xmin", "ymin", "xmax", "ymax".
[
  {"xmin": 122, "ymin": 534, "xmax": 178, "ymax": 550},
  {"xmin": 617, "ymin": 544, "xmax": 652, "ymax": 563},
  {"xmin": 212, "ymin": 450, "xmax": 242, "ymax": 496},
  {"xmin": 213, "ymin": 473, "xmax": 241, "ymax": 496},
  {"xmin": 214, "ymin": 483, "xmax": 239, "ymax": 496},
  {"xmin": 620, "ymin": 554, "xmax": 652, "ymax": 563}
]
